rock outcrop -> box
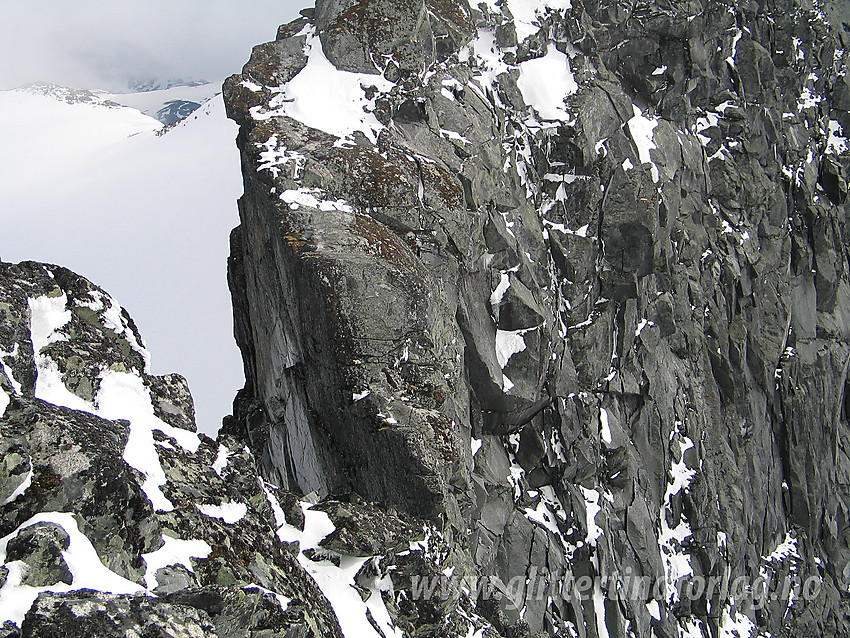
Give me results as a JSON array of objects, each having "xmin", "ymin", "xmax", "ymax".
[
  {"xmin": 221, "ymin": 0, "xmax": 850, "ymax": 635},
  {"xmin": 0, "ymin": 262, "xmax": 487, "ymax": 637}
]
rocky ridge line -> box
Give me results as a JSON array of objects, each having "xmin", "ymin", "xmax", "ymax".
[{"xmin": 2, "ymin": 0, "xmax": 850, "ymax": 635}]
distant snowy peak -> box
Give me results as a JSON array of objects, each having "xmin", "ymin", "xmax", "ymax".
[
  {"xmin": 14, "ymin": 80, "xmax": 223, "ymax": 127},
  {"xmin": 18, "ymin": 82, "xmax": 122, "ymax": 108}
]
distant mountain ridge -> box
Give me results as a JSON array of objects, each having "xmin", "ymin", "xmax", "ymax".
[
  {"xmin": 110, "ymin": 82, "xmax": 221, "ymax": 125},
  {"xmin": 14, "ymin": 80, "xmax": 220, "ymax": 125},
  {"xmin": 19, "ymin": 82, "xmax": 123, "ymax": 108},
  {"xmin": 127, "ymin": 78, "xmax": 210, "ymax": 93}
]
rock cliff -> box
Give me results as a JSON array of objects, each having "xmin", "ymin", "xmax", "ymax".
[
  {"xmin": 221, "ymin": 0, "xmax": 850, "ymax": 635},
  {"xmin": 0, "ymin": 261, "xmax": 487, "ymax": 637}
]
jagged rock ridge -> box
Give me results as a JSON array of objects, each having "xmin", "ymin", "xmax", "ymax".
[{"xmin": 221, "ymin": 0, "xmax": 850, "ymax": 635}]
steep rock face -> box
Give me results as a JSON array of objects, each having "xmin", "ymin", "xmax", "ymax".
[
  {"xmin": 0, "ymin": 262, "xmax": 340, "ymax": 636},
  {"xmin": 224, "ymin": 0, "xmax": 850, "ymax": 636},
  {"xmin": 2, "ymin": 262, "xmax": 484, "ymax": 637}
]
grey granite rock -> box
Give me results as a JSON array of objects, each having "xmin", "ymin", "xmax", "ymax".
[
  {"xmin": 5, "ymin": 523, "xmax": 72, "ymax": 588},
  {"xmin": 4, "ymin": 0, "xmax": 850, "ymax": 635},
  {"xmin": 23, "ymin": 590, "xmax": 218, "ymax": 638}
]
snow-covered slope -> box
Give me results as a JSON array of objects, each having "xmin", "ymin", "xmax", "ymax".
[
  {"xmin": 0, "ymin": 84, "xmax": 243, "ymax": 434},
  {"xmin": 105, "ymin": 82, "xmax": 222, "ymax": 123}
]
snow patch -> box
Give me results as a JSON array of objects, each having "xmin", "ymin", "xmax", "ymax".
[
  {"xmin": 517, "ymin": 46, "xmax": 576, "ymax": 121},
  {"xmin": 599, "ymin": 407, "xmax": 612, "ymax": 444},
  {"xmin": 27, "ymin": 306, "xmax": 202, "ymax": 514},
  {"xmin": 715, "ymin": 100, "xmax": 737, "ymax": 114},
  {"xmin": 490, "ymin": 272, "xmax": 512, "ymax": 307},
  {"xmin": 627, "ymin": 105, "xmax": 659, "ymax": 182},
  {"xmin": 243, "ymin": 583, "xmax": 291, "ymax": 611},
  {"xmin": 470, "ymin": 30, "xmax": 509, "ymax": 97},
  {"xmin": 594, "ymin": 138, "xmax": 608, "ymax": 156},
  {"xmin": 507, "ymin": 460, "xmax": 525, "ymax": 500},
  {"xmin": 29, "ymin": 294, "xmax": 93, "ymax": 413},
  {"xmin": 257, "ymin": 135, "xmax": 306, "ymax": 178},
  {"xmin": 719, "ymin": 605, "xmax": 756, "ymax": 638},
  {"xmin": 635, "ymin": 319, "xmax": 655, "ymax": 336},
  {"xmin": 440, "ymin": 128, "xmax": 471, "ymax": 143},
  {"xmin": 240, "ymin": 80, "xmax": 263, "ymax": 92},
  {"xmin": 98, "ymin": 370, "xmax": 201, "ymax": 512},
  {"xmin": 0, "ymin": 512, "xmax": 144, "ymax": 626},
  {"xmin": 1, "ymin": 463, "xmax": 32, "ymax": 507},
  {"xmin": 646, "ymin": 599, "xmax": 661, "ymax": 620},
  {"xmin": 28, "ymin": 294, "xmax": 71, "ymax": 356},
  {"xmin": 495, "ymin": 329, "xmax": 528, "ymax": 369},
  {"xmin": 250, "ymin": 30, "xmax": 393, "ymax": 144},
  {"xmin": 87, "ymin": 291, "xmax": 151, "ymax": 371},
  {"xmin": 507, "ymin": 0, "xmax": 572, "ymax": 42},
  {"xmin": 261, "ymin": 482, "xmax": 288, "ymax": 529},
  {"xmin": 142, "ymin": 535, "xmax": 212, "ymax": 589},
  {"xmin": 280, "ymin": 187, "xmax": 353, "ymax": 212},
  {"xmin": 0, "ymin": 344, "xmax": 23, "ymax": 395},
  {"xmin": 197, "ymin": 502, "xmax": 248, "ymax": 525},
  {"xmin": 659, "ymin": 421, "xmax": 698, "ymax": 604},
  {"xmin": 694, "ymin": 112, "xmax": 719, "ymax": 148},
  {"xmin": 792, "ymin": 36, "xmax": 805, "ymax": 62},
  {"xmin": 275, "ymin": 501, "xmax": 403, "ymax": 637},
  {"xmin": 592, "ymin": 568, "xmax": 610, "ymax": 638},
  {"xmin": 797, "ymin": 87, "xmax": 822, "ymax": 111},
  {"xmin": 726, "ymin": 28, "xmax": 743, "ymax": 68},
  {"xmin": 211, "ymin": 444, "xmax": 231, "ymax": 476},
  {"xmin": 764, "ymin": 531, "xmax": 799, "ymax": 563},
  {"xmin": 523, "ymin": 487, "xmax": 571, "ymax": 555},
  {"xmin": 665, "ymin": 436, "xmax": 696, "ymax": 499},
  {"xmin": 827, "ymin": 120, "xmax": 848, "ymax": 155},
  {"xmin": 579, "ymin": 486, "xmax": 604, "ymax": 545}
]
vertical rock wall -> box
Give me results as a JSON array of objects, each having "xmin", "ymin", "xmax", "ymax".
[{"xmin": 224, "ymin": 0, "xmax": 850, "ymax": 634}]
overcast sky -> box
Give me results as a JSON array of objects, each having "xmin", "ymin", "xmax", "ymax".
[{"xmin": 0, "ymin": 0, "xmax": 305, "ymax": 91}]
